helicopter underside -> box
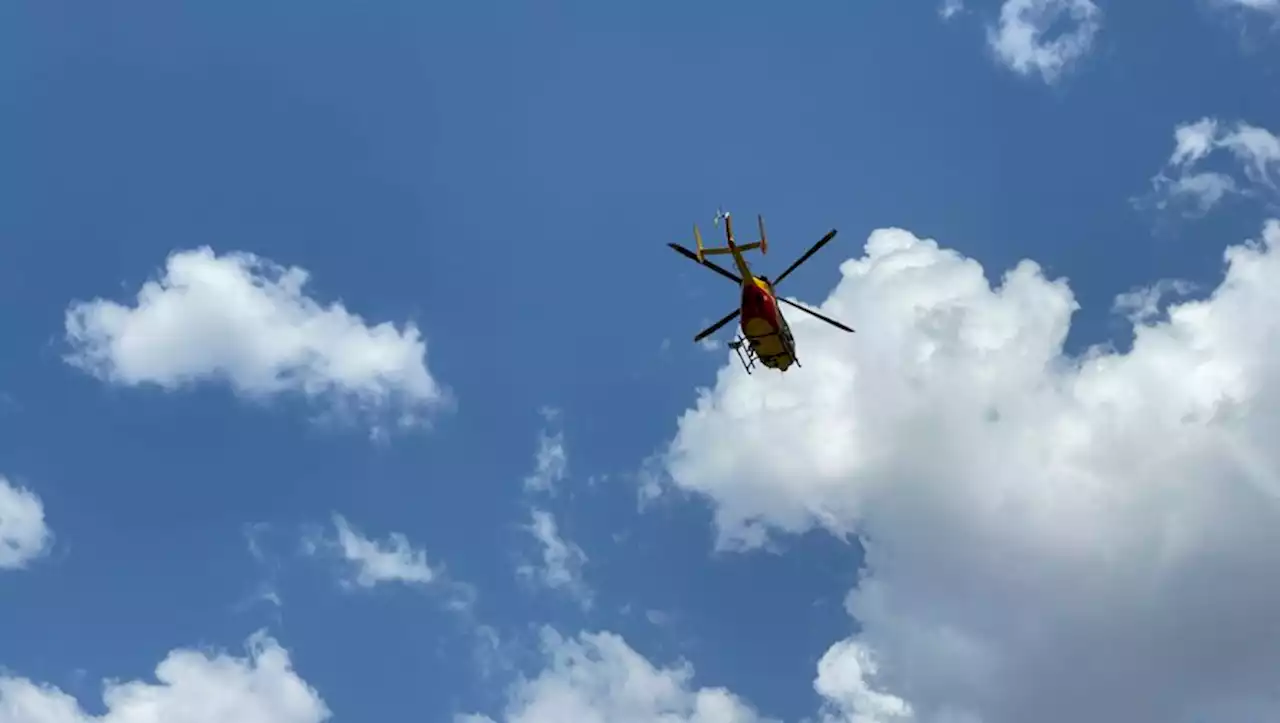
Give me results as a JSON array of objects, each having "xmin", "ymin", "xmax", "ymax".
[{"xmin": 734, "ymin": 311, "xmax": 796, "ymax": 373}]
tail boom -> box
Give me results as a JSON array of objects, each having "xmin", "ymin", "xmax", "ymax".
[{"xmin": 694, "ymin": 211, "xmax": 767, "ymax": 280}]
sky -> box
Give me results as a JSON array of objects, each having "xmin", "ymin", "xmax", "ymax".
[{"xmin": 2, "ymin": 1, "xmax": 1280, "ymax": 722}]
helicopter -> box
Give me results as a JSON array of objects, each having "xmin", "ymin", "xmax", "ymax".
[{"xmin": 667, "ymin": 209, "xmax": 854, "ymax": 373}]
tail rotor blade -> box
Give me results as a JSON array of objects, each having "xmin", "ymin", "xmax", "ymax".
[
  {"xmin": 777, "ymin": 296, "xmax": 854, "ymax": 333},
  {"xmin": 694, "ymin": 308, "xmax": 742, "ymax": 342},
  {"xmin": 773, "ymin": 229, "xmax": 838, "ymax": 286}
]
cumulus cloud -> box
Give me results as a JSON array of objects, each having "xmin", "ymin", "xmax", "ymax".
[
  {"xmin": 0, "ymin": 632, "xmax": 329, "ymax": 723},
  {"xmin": 64, "ymin": 247, "xmax": 446, "ymax": 433},
  {"xmin": 518, "ymin": 508, "xmax": 593, "ymax": 609},
  {"xmin": 457, "ymin": 628, "xmax": 773, "ymax": 723},
  {"xmin": 987, "ymin": 0, "xmax": 1101, "ymax": 83},
  {"xmin": 1143, "ymin": 118, "xmax": 1280, "ymax": 216},
  {"xmin": 815, "ymin": 640, "xmax": 913, "ymax": 723},
  {"xmin": 0, "ymin": 476, "xmax": 52, "ymax": 570},
  {"xmin": 939, "ymin": 0, "xmax": 964, "ymax": 20},
  {"xmin": 661, "ymin": 222, "xmax": 1280, "ymax": 722}
]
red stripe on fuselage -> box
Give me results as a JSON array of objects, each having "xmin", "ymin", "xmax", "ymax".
[{"xmin": 740, "ymin": 282, "xmax": 779, "ymax": 331}]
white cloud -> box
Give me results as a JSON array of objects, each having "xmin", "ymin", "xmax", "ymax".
[
  {"xmin": 1165, "ymin": 172, "xmax": 1238, "ymax": 214},
  {"xmin": 1111, "ymin": 278, "xmax": 1197, "ymax": 324},
  {"xmin": 524, "ymin": 408, "xmax": 567, "ymax": 493},
  {"xmin": 518, "ymin": 508, "xmax": 592, "ymax": 609},
  {"xmin": 323, "ymin": 514, "xmax": 439, "ymax": 588},
  {"xmin": 515, "ymin": 410, "xmax": 591, "ymax": 607},
  {"xmin": 815, "ymin": 640, "xmax": 913, "ymax": 723},
  {"xmin": 1171, "ymin": 118, "xmax": 1219, "ymax": 166},
  {"xmin": 458, "ymin": 628, "xmax": 773, "ymax": 723},
  {"xmin": 0, "ymin": 476, "xmax": 52, "ymax": 570},
  {"xmin": 63, "ymin": 247, "xmax": 446, "ymax": 433},
  {"xmin": 645, "ymin": 609, "xmax": 672, "ymax": 627},
  {"xmin": 940, "ymin": 0, "xmax": 964, "ymax": 20},
  {"xmin": 987, "ymin": 0, "xmax": 1101, "ymax": 83},
  {"xmin": 1214, "ymin": 0, "xmax": 1280, "ymax": 14},
  {"xmin": 0, "ymin": 632, "xmax": 329, "ymax": 723},
  {"xmin": 660, "ymin": 222, "xmax": 1280, "ymax": 722},
  {"xmin": 307, "ymin": 513, "xmax": 483, "ymax": 619},
  {"xmin": 239, "ymin": 522, "xmax": 284, "ymax": 611},
  {"xmin": 1144, "ymin": 118, "xmax": 1280, "ymax": 216}
]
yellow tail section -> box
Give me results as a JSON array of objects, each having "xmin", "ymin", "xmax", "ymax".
[
  {"xmin": 694, "ymin": 212, "xmax": 767, "ymax": 280},
  {"xmin": 700, "ymin": 242, "xmax": 762, "ymax": 255},
  {"xmin": 695, "ymin": 224, "xmax": 762, "ymax": 259}
]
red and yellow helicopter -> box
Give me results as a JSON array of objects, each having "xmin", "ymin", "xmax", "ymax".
[{"xmin": 668, "ymin": 209, "xmax": 854, "ymax": 374}]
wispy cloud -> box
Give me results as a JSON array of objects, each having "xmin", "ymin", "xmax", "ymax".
[
  {"xmin": 326, "ymin": 514, "xmax": 439, "ymax": 588},
  {"xmin": 515, "ymin": 410, "xmax": 594, "ymax": 610},
  {"xmin": 304, "ymin": 513, "xmax": 481, "ymax": 622},
  {"xmin": 518, "ymin": 509, "xmax": 593, "ymax": 610},
  {"xmin": 987, "ymin": 0, "xmax": 1101, "ymax": 84},
  {"xmin": 523, "ymin": 408, "xmax": 567, "ymax": 494},
  {"xmin": 236, "ymin": 522, "xmax": 284, "ymax": 614},
  {"xmin": 1112, "ymin": 279, "xmax": 1198, "ymax": 325},
  {"xmin": 1139, "ymin": 117, "xmax": 1280, "ymax": 217},
  {"xmin": 1214, "ymin": 0, "xmax": 1280, "ymax": 15}
]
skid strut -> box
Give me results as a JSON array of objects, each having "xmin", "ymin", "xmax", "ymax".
[{"xmin": 728, "ymin": 337, "xmax": 757, "ymax": 374}]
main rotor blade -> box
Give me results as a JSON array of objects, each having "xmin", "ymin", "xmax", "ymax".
[
  {"xmin": 694, "ymin": 308, "xmax": 741, "ymax": 342},
  {"xmin": 772, "ymin": 229, "xmax": 838, "ymax": 286},
  {"xmin": 668, "ymin": 243, "xmax": 742, "ymax": 284},
  {"xmin": 778, "ymin": 296, "xmax": 855, "ymax": 333}
]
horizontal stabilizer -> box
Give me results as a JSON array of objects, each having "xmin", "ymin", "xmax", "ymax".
[{"xmin": 699, "ymin": 241, "xmax": 761, "ymax": 256}]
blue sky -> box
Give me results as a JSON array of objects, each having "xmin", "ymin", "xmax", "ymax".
[{"xmin": 3, "ymin": 2, "xmax": 1280, "ymax": 722}]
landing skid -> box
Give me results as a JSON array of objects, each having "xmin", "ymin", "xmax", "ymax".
[
  {"xmin": 727, "ymin": 329, "xmax": 800, "ymax": 375},
  {"xmin": 728, "ymin": 337, "xmax": 756, "ymax": 374}
]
